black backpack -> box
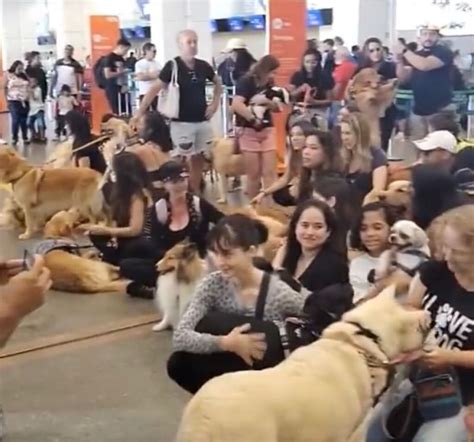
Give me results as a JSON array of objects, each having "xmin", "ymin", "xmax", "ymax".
[{"xmin": 93, "ymin": 56, "xmax": 107, "ymax": 89}]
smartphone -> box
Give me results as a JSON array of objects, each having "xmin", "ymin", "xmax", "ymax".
[{"xmin": 23, "ymin": 250, "xmax": 34, "ymax": 271}]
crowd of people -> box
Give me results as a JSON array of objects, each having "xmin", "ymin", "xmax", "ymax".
[{"xmin": 1, "ymin": 24, "xmax": 474, "ymax": 441}]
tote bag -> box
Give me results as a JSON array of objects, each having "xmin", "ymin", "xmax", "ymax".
[{"xmin": 158, "ymin": 59, "xmax": 180, "ymax": 119}]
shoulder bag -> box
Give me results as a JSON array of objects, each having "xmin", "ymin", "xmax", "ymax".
[
  {"xmin": 195, "ymin": 272, "xmax": 285, "ymax": 369},
  {"xmin": 158, "ymin": 58, "xmax": 180, "ymax": 119}
]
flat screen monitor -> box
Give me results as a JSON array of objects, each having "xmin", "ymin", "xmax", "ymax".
[
  {"xmin": 134, "ymin": 26, "xmax": 146, "ymax": 39},
  {"xmin": 122, "ymin": 28, "xmax": 135, "ymax": 40},
  {"xmin": 248, "ymin": 15, "xmax": 265, "ymax": 30},
  {"xmin": 307, "ymin": 9, "xmax": 323, "ymax": 27},
  {"xmin": 228, "ymin": 17, "xmax": 244, "ymax": 32}
]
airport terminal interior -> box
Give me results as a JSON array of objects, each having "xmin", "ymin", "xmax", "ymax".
[{"xmin": 0, "ymin": 0, "xmax": 473, "ymax": 441}]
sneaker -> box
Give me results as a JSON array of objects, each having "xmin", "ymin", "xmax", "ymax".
[
  {"xmin": 0, "ymin": 138, "xmax": 7, "ymax": 145},
  {"xmin": 126, "ymin": 282, "xmax": 154, "ymax": 299},
  {"xmin": 23, "ymin": 139, "xmax": 30, "ymax": 145}
]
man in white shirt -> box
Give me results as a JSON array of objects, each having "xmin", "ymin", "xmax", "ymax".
[
  {"xmin": 50, "ymin": 44, "xmax": 83, "ymax": 98},
  {"xmin": 134, "ymin": 43, "xmax": 161, "ymax": 111}
]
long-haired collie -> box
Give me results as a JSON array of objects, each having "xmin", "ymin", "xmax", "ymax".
[{"xmin": 153, "ymin": 240, "xmax": 207, "ymax": 332}]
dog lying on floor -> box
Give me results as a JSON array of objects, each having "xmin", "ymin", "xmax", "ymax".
[
  {"xmin": 176, "ymin": 285, "xmax": 430, "ymax": 442},
  {"xmin": 38, "ymin": 210, "xmax": 127, "ymax": 293},
  {"xmin": 0, "ymin": 147, "xmax": 105, "ymax": 239},
  {"xmin": 153, "ymin": 241, "xmax": 207, "ymax": 332}
]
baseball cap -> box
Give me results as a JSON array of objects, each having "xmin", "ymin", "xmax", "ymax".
[
  {"xmin": 157, "ymin": 161, "xmax": 189, "ymax": 183},
  {"xmin": 224, "ymin": 38, "xmax": 247, "ymax": 53},
  {"xmin": 414, "ymin": 130, "xmax": 457, "ymax": 154}
]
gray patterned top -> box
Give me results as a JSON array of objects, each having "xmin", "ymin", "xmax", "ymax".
[{"xmin": 172, "ymin": 271, "xmax": 307, "ymax": 354}]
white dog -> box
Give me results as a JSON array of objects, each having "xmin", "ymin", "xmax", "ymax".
[
  {"xmin": 153, "ymin": 241, "xmax": 207, "ymax": 332},
  {"xmin": 376, "ymin": 220, "xmax": 430, "ymax": 282},
  {"xmin": 176, "ymin": 286, "xmax": 430, "ymax": 442}
]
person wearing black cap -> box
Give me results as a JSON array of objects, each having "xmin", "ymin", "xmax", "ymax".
[{"xmin": 119, "ymin": 160, "xmax": 224, "ymax": 296}]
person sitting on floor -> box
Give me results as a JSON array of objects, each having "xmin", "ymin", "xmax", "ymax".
[
  {"xmin": 167, "ymin": 214, "xmax": 307, "ymax": 394},
  {"xmin": 252, "ymin": 120, "xmax": 315, "ymax": 207},
  {"xmin": 119, "ymin": 161, "xmax": 223, "ymax": 297},
  {"xmin": 349, "ymin": 202, "xmax": 395, "ymax": 304},
  {"xmin": 78, "ymin": 152, "xmax": 158, "ymax": 298},
  {"xmin": 273, "ymin": 199, "xmax": 348, "ymax": 293}
]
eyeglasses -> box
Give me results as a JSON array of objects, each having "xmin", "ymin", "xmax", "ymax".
[
  {"xmin": 189, "ymin": 71, "xmax": 198, "ymax": 82},
  {"xmin": 369, "ymin": 47, "xmax": 382, "ymax": 53}
]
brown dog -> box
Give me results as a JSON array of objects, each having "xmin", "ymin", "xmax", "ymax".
[
  {"xmin": 348, "ymin": 68, "xmax": 397, "ymax": 147},
  {"xmin": 0, "ymin": 147, "xmax": 105, "ymax": 239},
  {"xmin": 41, "ymin": 211, "xmax": 127, "ymax": 294},
  {"xmin": 211, "ymin": 137, "xmax": 245, "ymax": 204},
  {"xmin": 377, "ymin": 180, "xmax": 412, "ymax": 220}
]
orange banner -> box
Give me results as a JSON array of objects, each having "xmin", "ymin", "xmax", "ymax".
[
  {"xmin": 266, "ymin": 0, "xmax": 307, "ymax": 172},
  {"xmin": 90, "ymin": 15, "xmax": 120, "ymax": 133}
]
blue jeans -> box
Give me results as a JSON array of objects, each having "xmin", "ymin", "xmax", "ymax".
[
  {"xmin": 29, "ymin": 110, "xmax": 46, "ymax": 135},
  {"xmin": 366, "ymin": 380, "xmax": 468, "ymax": 442},
  {"xmin": 8, "ymin": 100, "xmax": 29, "ymax": 142}
]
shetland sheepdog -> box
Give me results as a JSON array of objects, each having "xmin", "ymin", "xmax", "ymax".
[{"xmin": 153, "ymin": 241, "xmax": 207, "ymax": 332}]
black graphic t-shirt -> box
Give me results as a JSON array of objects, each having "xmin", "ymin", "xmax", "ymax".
[
  {"xmin": 420, "ymin": 260, "xmax": 474, "ymax": 405},
  {"xmin": 234, "ymin": 75, "xmax": 272, "ymax": 128}
]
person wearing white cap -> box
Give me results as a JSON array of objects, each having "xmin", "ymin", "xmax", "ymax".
[
  {"xmin": 394, "ymin": 24, "xmax": 454, "ymax": 140},
  {"xmin": 415, "ymin": 130, "xmax": 457, "ymax": 169},
  {"xmin": 217, "ymin": 38, "xmax": 256, "ymax": 87}
]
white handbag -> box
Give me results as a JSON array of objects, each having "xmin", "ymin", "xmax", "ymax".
[{"xmin": 158, "ymin": 59, "xmax": 180, "ymax": 119}]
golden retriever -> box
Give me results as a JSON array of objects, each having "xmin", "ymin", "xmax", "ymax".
[
  {"xmin": 176, "ymin": 286, "xmax": 430, "ymax": 442},
  {"xmin": 211, "ymin": 137, "xmax": 245, "ymax": 204},
  {"xmin": 377, "ymin": 180, "xmax": 412, "ymax": 220},
  {"xmin": 348, "ymin": 68, "xmax": 397, "ymax": 147},
  {"xmin": 41, "ymin": 212, "xmax": 127, "ymax": 294},
  {"xmin": 0, "ymin": 147, "xmax": 104, "ymax": 239}
]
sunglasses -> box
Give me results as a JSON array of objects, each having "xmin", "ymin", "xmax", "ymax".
[
  {"xmin": 164, "ymin": 174, "xmax": 189, "ymax": 183},
  {"xmin": 369, "ymin": 47, "xmax": 382, "ymax": 53}
]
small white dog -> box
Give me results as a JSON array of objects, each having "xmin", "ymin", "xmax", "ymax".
[
  {"xmin": 153, "ymin": 241, "xmax": 207, "ymax": 332},
  {"xmin": 376, "ymin": 220, "xmax": 430, "ymax": 281}
]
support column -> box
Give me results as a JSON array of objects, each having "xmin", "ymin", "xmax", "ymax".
[
  {"xmin": 150, "ymin": 0, "xmax": 212, "ymax": 66},
  {"xmin": 0, "ymin": 0, "xmax": 38, "ymax": 67}
]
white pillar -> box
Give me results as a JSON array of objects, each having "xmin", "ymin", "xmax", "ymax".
[
  {"xmin": 150, "ymin": 0, "xmax": 212, "ymax": 66},
  {"xmin": 0, "ymin": 0, "xmax": 45, "ymax": 67}
]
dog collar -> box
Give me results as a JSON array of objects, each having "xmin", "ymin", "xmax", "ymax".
[{"xmin": 346, "ymin": 320, "xmax": 396, "ymax": 405}]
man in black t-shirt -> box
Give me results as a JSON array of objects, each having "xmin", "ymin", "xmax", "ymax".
[
  {"xmin": 103, "ymin": 38, "xmax": 131, "ymax": 115},
  {"xmin": 394, "ymin": 26, "xmax": 454, "ymax": 139},
  {"xmin": 133, "ymin": 29, "xmax": 222, "ymax": 193}
]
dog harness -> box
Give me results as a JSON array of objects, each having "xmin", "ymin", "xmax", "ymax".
[
  {"xmin": 393, "ymin": 249, "xmax": 430, "ymax": 277},
  {"xmin": 32, "ymin": 239, "xmax": 93, "ymax": 256}
]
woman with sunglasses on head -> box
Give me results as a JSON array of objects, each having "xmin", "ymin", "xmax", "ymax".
[
  {"xmin": 119, "ymin": 160, "xmax": 224, "ymax": 297},
  {"xmin": 358, "ymin": 37, "xmax": 399, "ymax": 151},
  {"xmin": 252, "ymin": 119, "xmax": 315, "ymax": 207}
]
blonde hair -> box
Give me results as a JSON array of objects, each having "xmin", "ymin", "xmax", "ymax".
[
  {"xmin": 444, "ymin": 205, "xmax": 474, "ymax": 249},
  {"xmin": 341, "ymin": 112, "xmax": 373, "ymax": 173}
]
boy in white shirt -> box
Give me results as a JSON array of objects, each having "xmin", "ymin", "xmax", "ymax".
[
  {"xmin": 55, "ymin": 84, "xmax": 78, "ymax": 141},
  {"xmin": 28, "ymin": 77, "xmax": 46, "ymax": 142},
  {"xmin": 134, "ymin": 42, "xmax": 161, "ymax": 111}
]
